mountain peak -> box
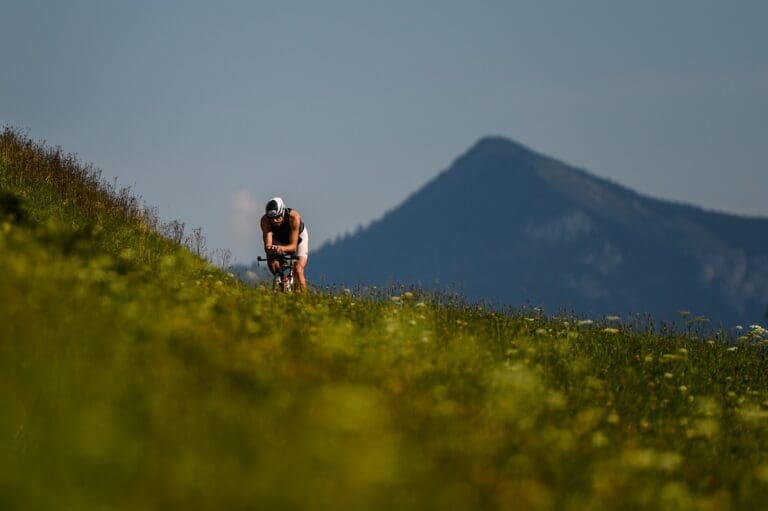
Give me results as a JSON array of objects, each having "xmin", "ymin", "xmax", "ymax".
[
  {"xmin": 465, "ymin": 135, "xmax": 536, "ymax": 159},
  {"xmin": 314, "ymin": 136, "xmax": 768, "ymax": 326}
]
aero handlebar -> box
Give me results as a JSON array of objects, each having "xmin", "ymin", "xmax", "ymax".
[{"xmin": 257, "ymin": 254, "xmax": 300, "ymax": 262}]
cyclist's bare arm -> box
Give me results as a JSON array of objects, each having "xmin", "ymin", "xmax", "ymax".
[
  {"xmin": 281, "ymin": 211, "xmax": 302, "ymax": 253},
  {"xmin": 260, "ymin": 215, "xmax": 275, "ymax": 252}
]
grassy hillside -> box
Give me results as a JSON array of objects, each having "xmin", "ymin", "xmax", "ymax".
[{"xmin": 2, "ymin": 128, "xmax": 768, "ymax": 510}]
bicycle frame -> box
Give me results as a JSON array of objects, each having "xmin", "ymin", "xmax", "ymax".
[{"xmin": 256, "ymin": 254, "xmax": 299, "ymax": 292}]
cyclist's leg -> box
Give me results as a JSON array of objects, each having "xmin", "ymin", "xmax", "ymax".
[
  {"xmin": 294, "ymin": 256, "xmax": 307, "ymax": 291},
  {"xmin": 267, "ymin": 259, "xmax": 281, "ymax": 289}
]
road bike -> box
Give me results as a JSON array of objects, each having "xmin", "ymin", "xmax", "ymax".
[{"xmin": 257, "ymin": 253, "xmax": 299, "ymax": 292}]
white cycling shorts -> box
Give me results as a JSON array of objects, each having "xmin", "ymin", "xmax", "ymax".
[{"xmin": 296, "ymin": 226, "xmax": 309, "ymax": 259}]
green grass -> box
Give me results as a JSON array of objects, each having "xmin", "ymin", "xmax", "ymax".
[{"xmin": 2, "ymin": 128, "xmax": 768, "ymax": 510}]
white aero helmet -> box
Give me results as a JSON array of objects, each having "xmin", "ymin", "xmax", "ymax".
[{"xmin": 265, "ymin": 197, "xmax": 286, "ymax": 218}]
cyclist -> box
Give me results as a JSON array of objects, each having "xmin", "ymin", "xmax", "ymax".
[{"xmin": 260, "ymin": 197, "xmax": 309, "ymax": 291}]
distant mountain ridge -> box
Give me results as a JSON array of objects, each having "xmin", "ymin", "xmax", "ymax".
[{"xmin": 312, "ymin": 137, "xmax": 768, "ymax": 326}]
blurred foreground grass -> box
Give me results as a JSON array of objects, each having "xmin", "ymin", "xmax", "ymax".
[{"xmin": 3, "ymin": 128, "xmax": 768, "ymax": 510}]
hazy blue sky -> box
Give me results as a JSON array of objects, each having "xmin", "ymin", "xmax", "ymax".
[{"xmin": 3, "ymin": 0, "xmax": 766, "ymax": 263}]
